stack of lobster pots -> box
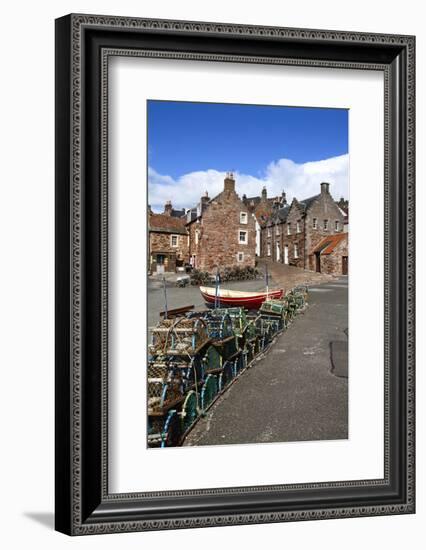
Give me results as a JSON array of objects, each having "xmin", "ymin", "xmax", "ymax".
[{"xmin": 147, "ymin": 286, "xmax": 308, "ymax": 448}]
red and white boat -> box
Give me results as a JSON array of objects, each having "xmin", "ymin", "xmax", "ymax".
[{"xmin": 199, "ymin": 286, "xmax": 284, "ymax": 309}]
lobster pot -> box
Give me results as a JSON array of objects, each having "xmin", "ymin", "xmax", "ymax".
[
  {"xmin": 260, "ymin": 299, "xmax": 287, "ymax": 317},
  {"xmin": 214, "ymin": 307, "xmax": 249, "ymax": 338},
  {"xmin": 160, "ymin": 410, "xmax": 182, "ymax": 448},
  {"xmin": 147, "ymin": 363, "xmax": 184, "ymax": 416},
  {"xmin": 219, "ymin": 360, "xmax": 234, "ymax": 391},
  {"xmin": 216, "ymin": 335, "xmax": 238, "ymax": 360},
  {"xmin": 149, "ymin": 317, "xmax": 210, "ymax": 357},
  {"xmin": 243, "ymin": 313, "xmax": 258, "ymax": 344},
  {"xmin": 179, "ymin": 356, "xmax": 205, "ymax": 391},
  {"xmin": 233, "ymin": 352, "xmax": 245, "ymax": 375},
  {"xmin": 292, "ymin": 285, "xmax": 309, "ymax": 305},
  {"xmin": 245, "ymin": 338, "xmax": 257, "ymax": 363},
  {"xmin": 147, "ymin": 416, "xmax": 165, "ymax": 448},
  {"xmin": 260, "ymin": 313, "xmax": 283, "ymax": 334},
  {"xmin": 203, "ymin": 345, "xmax": 223, "ymax": 373},
  {"xmin": 257, "ymin": 318, "xmax": 274, "ymax": 344},
  {"xmin": 203, "ymin": 311, "xmax": 234, "ymax": 341}
]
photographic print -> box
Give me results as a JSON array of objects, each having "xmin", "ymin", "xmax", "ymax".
[{"xmin": 147, "ymin": 100, "xmax": 349, "ymax": 449}]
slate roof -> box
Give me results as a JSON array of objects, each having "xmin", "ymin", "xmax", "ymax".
[
  {"xmin": 298, "ymin": 194, "xmax": 320, "ymax": 211},
  {"xmin": 266, "ymin": 204, "xmax": 290, "ymax": 226},
  {"xmin": 170, "ymin": 208, "xmax": 186, "ymax": 218},
  {"xmin": 148, "ymin": 213, "xmax": 187, "ymax": 234},
  {"xmin": 312, "ymin": 233, "xmax": 347, "ymax": 255}
]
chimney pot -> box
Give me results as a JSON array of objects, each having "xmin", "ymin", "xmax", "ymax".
[
  {"xmin": 164, "ymin": 200, "xmax": 173, "ymax": 215},
  {"xmin": 320, "ymin": 182, "xmax": 330, "ymax": 194}
]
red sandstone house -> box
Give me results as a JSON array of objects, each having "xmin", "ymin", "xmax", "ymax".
[
  {"xmin": 261, "ymin": 182, "xmax": 349, "ymax": 276},
  {"xmin": 186, "ymin": 173, "xmax": 256, "ymax": 272},
  {"xmin": 148, "ymin": 204, "xmax": 188, "ymax": 274}
]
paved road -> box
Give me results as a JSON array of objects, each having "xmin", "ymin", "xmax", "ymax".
[{"xmin": 184, "ymin": 277, "xmax": 348, "ymax": 446}]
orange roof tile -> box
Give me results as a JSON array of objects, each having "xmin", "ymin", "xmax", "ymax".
[
  {"xmin": 148, "ymin": 213, "xmax": 187, "ymax": 234},
  {"xmin": 312, "ymin": 233, "xmax": 347, "ymax": 255}
]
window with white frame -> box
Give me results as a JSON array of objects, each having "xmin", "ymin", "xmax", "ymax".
[
  {"xmin": 275, "ymin": 224, "xmax": 280, "ymax": 236},
  {"xmin": 267, "ymin": 227, "xmax": 271, "ymax": 237},
  {"xmin": 335, "ymin": 220, "xmax": 340, "ymax": 231},
  {"xmin": 195, "ymin": 230, "xmax": 199, "ymax": 245},
  {"xmin": 171, "ymin": 234, "xmax": 178, "ymax": 247},
  {"xmin": 267, "ymin": 244, "xmax": 271, "ymax": 256},
  {"xmin": 237, "ymin": 252, "xmax": 244, "ymax": 262},
  {"xmin": 294, "ymin": 243, "xmax": 299, "ymax": 258},
  {"xmin": 296, "ymin": 221, "xmax": 301, "ymax": 233},
  {"xmin": 239, "ymin": 230, "xmax": 248, "ymax": 244},
  {"xmin": 313, "ymin": 217, "xmax": 318, "ymax": 229},
  {"xmin": 324, "ymin": 219, "xmax": 328, "ymax": 230},
  {"xmin": 240, "ymin": 212, "xmax": 248, "ymax": 224},
  {"xmin": 287, "ymin": 223, "xmax": 291, "ymax": 235}
]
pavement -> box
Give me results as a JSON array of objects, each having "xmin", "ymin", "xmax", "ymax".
[{"xmin": 183, "ymin": 277, "xmax": 349, "ymax": 446}]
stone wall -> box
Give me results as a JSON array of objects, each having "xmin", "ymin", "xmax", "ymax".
[
  {"xmin": 189, "ymin": 185, "xmax": 256, "ymax": 272},
  {"xmin": 321, "ymin": 237, "xmax": 348, "ymax": 275},
  {"xmin": 260, "ymin": 184, "xmax": 347, "ymax": 271},
  {"xmin": 304, "ymin": 189, "xmax": 345, "ymax": 264},
  {"xmin": 149, "ymin": 231, "xmax": 189, "ymax": 272},
  {"xmin": 280, "ymin": 202, "xmax": 306, "ymax": 268}
]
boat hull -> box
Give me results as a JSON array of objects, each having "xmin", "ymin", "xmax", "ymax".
[{"xmin": 200, "ymin": 287, "xmax": 283, "ymax": 309}]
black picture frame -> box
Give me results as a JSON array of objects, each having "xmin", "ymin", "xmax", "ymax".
[{"xmin": 55, "ymin": 13, "xmax": 415, "ymax": 535}]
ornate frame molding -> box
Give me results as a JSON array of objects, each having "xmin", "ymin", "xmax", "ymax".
[{"xmin": 55, "ymin": 14, "xmax": 415, "ymax": 535}]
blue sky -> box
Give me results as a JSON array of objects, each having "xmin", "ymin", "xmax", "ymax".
[{"xmin": 147, "ymin": 100, "xmax": 349, "ymax": 211}]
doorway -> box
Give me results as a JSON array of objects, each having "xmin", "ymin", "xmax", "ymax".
[
  {"xmin": 284, "ymin": 245, "xmax": 289, "ymax": 265},
  {"xmin": 342, "ymin": 256, "xmax": 348, "ymax": 275},
  {"xmin": 315, "ymin": 252, "xmax": 321, "ymax": 273},
  {"xmin": 156, "ymin": 254, "xmax": 166, "ymax": 274}
]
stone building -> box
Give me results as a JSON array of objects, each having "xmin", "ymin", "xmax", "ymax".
[
  {"xmin": 148, "ymin": 206, "xmax": 189, "ymax": 274},
  {"xmin": 310, "ymin": 233, "xmax": 348, "ymax": 275},
  {"xmin": 187, "ymin": 173, "xmax": 256, "ymax": 272},
  {"xmin": 261, "ymin": 182, "xmax": 347, "ymax": 274},
  {"xmin": 242, "ymin": 188, "xmax": 286, "ymax": 256}
]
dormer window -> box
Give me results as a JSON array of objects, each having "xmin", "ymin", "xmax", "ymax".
[
  {"xmin": 287, "ymin": 223, "xmax": 291, "ymax": 235},
  {"xmin": 240, "ymin": 212, "xmax": 248, "ymax": 224},
  {"xmin": 296, "ymin": 221, "xmax": 301, "ymax": 233}
]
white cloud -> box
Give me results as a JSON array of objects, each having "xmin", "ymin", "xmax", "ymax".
[{"xmin": 148, "ymin": 154, "xmax": 349, "ymax": 212}]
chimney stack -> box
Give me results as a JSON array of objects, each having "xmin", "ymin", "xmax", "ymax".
[
  {"xmin": 164, "ymin": 200, "xmax": 173, "ymax": 215},
  {"xmin": 224, "ymin": 172, "xmax": 235, "ymax": 193},
  {"xmin": 320, "ymin": 182, "xmax": 330, "ymax": 195},
  {"xmin": 261, "ymin": 186, "xmax": 267, "ymax": 201},
  {"xmin": 200, "ymin": 191, "xmax": 210, "ymax": 213},
  {"xmin": 281, "ymin": 190, "xmax": 287, "ymax": 205}
]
